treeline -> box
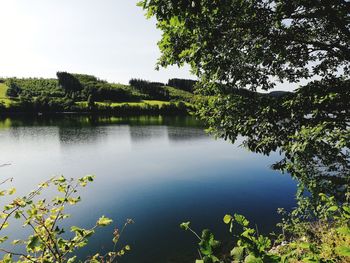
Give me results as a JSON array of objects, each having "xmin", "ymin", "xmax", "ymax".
[
  {"xmin": 128, "ymin": 78, "xmax": 196, "ymax": 101},
  {"xmin": 167, "ymin": 78, "xmax": 197, "ymax": 92},
  {"xmin": 55, "ymin": 72, "xmax": 141, "ymax": 102},
  {"xmin": 0, "ymin": 99, "xmax": 190, "ymax": 116},
  {"xmin": 129, "ymin": 78, "xmax": 168, "ymax": 100}
]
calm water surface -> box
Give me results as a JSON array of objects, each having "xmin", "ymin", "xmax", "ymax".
[{"xmin": 0, "ymin": 115, "xmax": 297, "ymax": 262}]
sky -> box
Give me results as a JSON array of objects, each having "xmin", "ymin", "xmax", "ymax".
[{"xmin": 0, "ymin": 0, "xmax": 194, "ymax": 84}]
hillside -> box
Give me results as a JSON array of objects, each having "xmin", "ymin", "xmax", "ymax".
[{"xmin": 0, "ymin": 74, "xmax": 196, "ymax": 115}]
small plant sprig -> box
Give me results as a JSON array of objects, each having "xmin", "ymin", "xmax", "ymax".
[
  {"xmin": 180, "ymin": 222, "xmax": 221, "ymax": 263},
  {"xmin": 223, "ymin": 213, "xmax": 279, "ymax": 263},
  {"xmin": 0, "ymin": 175, "xmax": 133, "ymax": 263}
]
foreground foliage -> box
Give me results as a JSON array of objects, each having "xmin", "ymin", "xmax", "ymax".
[
  {"xmin": 139, "ymin": 0, "xmax": 350, "ymax": 198},
  {"xmin": 0, "ymin": 175, "xmax": 133, "ymax": 262},
  {"xmin": 181, "ymin": 194, "xmax": 350, "ymax": 263},
  {"xmin": 141, "ymin": 0, "xmax": 350, "ymax": 262}
]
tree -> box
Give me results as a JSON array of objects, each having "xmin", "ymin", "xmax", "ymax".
[
  {"xmin": 56, "ymin": 72, "xmax": 83, "ymax": 97},
  {"xmin": 139, "ymin": 0, "xmax": 350, "ymax": 197},
  {"xmin": 87, "ymin": 94, "xmax": 95, "ymax": 110},
  {"xmin": 6, "ymin": 82, "xmax": 22, "ymax": 97},
  {"xmin": 139, "ymin": 0, "xmax": 349, "ymax": 89}
]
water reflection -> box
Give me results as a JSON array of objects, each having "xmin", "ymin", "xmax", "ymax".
[
  {"xmin": 0, "ymin": 115, "xmax": 297, "ymax": 263},
  {"xmin": 0, "ymin": 115, "xmax": 206, "ymax": 145}
]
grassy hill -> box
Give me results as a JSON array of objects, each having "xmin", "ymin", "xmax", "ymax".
[{"xmin": 0, "ymin": 74, "xmax": 195, "ymax": 115}]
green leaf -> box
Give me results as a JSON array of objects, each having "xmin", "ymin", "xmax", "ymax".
[
  {"xmin": 84, "ymin": 229, "xmax": 95, "ymax": 238},
  {"xmin": 342, "ymin": 205, "xmax": 350, "ymax": 214},
  {"xmin": 327, "ymin": 205, "xmax": 338, "ymax": 212},
  {"xmin": 14, "ymin": 211, "xmax": 21, "ymax": 219},
  {"xmin": 55, "ymin": 176, "xmax": 66, "ymax": 183},
  {"xmin": 86, "ymin": 175, "xmax": 95, "ymax": 182},
  {"xmin": 67, "ymin": 256, "xmax": 77, "ymax": 263},
  {"xmin": 8, "ymin": 188, "xmax": 16, "ymax": 195},
  {"xmin": 302, "ymin": 257, "xmax": 319, "ymax": 263},
  {"xmin": 27, "ymin": 235, "xmax": 40, "ymax": 250},
  {"xmin": 12, "ymin": 239, "xmax": 20, "ymax": 245},
  {"xmin": 336, "ymin": 226, "xmax": 350, "ymax": 235},
  {"xmin": 299, "ymin": 242, "xmax": 310, "ymax": 249},
  {"xmin": 180, "ymin": 221, "xmax": 191, "ymax": 230},
  {"xmin": 223, "ymin": 214, "xmax": 232, "ymax": 224},
  {"xmin": 234, "ymin": 214, "xmax": 249, "ymax": 227},
  {"xmin": 231, "ymin": 246, "xmax": 244, "ymax": 260},
  {"xmin": 0, "ymin": 236, "xmax": 8, "ymax": 244},
  {"xmin": 336, "ymin": 246, "xmax": 350, "ymax": 256},
  {"xmin": 71, "ymin": 226, "xmax": 84, "ymax": 236},
  {"xmin": 244, "ymin": 254, "xmax": 263, "ymax": 263},
  {"xmin": 38, "ymin": 182, "xmax": 49, "ymax": 188},
  {"xmin": 1, "ymin": 222, "xmax": 9, "ymax": 229},
  {"xmin": 97, "ymin": 216, "xmax": 113, "ymax": 226}
]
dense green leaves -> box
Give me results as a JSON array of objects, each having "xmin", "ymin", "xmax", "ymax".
[
  {"xmin": 140, "ymin": 0, "xmax": 350, "ymax": 202},
  {"xmin": 0, "ymin": 176, "xmax": 132, "ymax": 262},
  {"xmin": 140, "ymin": 0, "xmax": 349, "ymax": 89}
]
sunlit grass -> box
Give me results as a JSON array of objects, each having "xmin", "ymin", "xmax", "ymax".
[
  {"xmin": 0, "ymin": 84, "xmax": 13, "ymax": 107},
  {"xmin": 76, "ymin": 100, "xmax": 171, "ymax": 108},
  {"xmin": 109, "ymin": 100, "xmax": 170, "ymax": 106},
  {"xmin": 0, "ymin": 98, "xmax": 13, "ymax": 107},
  {"xmin": 0, "ymin": 83, "xmax": 8, "ymax": 98},
  {"xmin": 163, "ymin": 86, "xmax": 193, "ymax": 101}
]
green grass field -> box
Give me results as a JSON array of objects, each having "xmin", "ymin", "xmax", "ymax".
[
  {"xmin": 77, "ymin": 100, "xmax": 171, "ymax": 108},
  {"xmin": 0, "ymin": 83, "xmax": 12, "ymax": 107},
  {"xmin": 163, "ymin": 86, "xmax": 193, "ymax": 101},
  {"xmin": 0, "ymin": 83, "xmax": 8, "ymax": 98}
]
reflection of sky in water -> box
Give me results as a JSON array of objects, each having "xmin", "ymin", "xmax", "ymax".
[{"xmin": 0, "ymin": 116, "xmax": 297, "ymax": 263}]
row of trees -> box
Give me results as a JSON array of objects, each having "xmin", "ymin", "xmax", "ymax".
[
  {"xmin": 168, "ymin": 78, "xmax": 197, "ymax": 92},
  {"xmin": 128, "ymin": 78, "xmax": 169, "ymax": 99},
  {"xmin": 3, "ymin": 74, "xmax": 197, "ymax": 106}
]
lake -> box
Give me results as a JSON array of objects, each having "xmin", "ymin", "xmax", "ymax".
[{"xmin": 0, "ymin": 115, "xmax": 297, "ymax": 263}]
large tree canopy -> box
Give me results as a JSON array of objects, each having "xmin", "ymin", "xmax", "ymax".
[
  {"xmin": 140, "ymin": 0, "xmax": 349, "ymax": 90},
  {"xmin": 140, "ymin": 0, "xmax": 350, "ymax": 197}
]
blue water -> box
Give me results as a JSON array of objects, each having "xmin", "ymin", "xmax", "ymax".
[{"xmin": 0, "ymin": 115, "xmax": 297, "ymax": 262}]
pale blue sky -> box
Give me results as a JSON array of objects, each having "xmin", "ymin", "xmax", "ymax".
[{"xmin": 0, "ymin": 0, "xmax": 194, "ymax": 84}]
